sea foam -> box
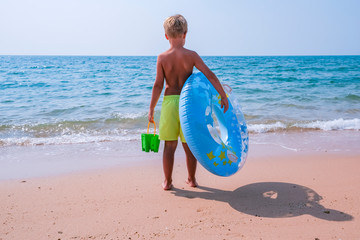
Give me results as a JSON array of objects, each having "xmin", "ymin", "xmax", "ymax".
[{"xmin": 294, "ymin": 118, "xmax": 360, "ymax": 131}]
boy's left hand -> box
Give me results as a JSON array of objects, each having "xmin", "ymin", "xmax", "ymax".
[{"xmin": 221, "ymin": 97, "xmax": 229, "ymax": 113}]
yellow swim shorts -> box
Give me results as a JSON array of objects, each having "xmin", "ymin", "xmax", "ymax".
[{"xmin": 159, "ymin": 95, "xmax": 186, "ymax": 143}]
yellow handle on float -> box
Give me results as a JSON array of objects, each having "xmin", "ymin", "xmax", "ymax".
[{"xmin": 147, "ymin": 122, "xmax": 156, "ymax": 136}]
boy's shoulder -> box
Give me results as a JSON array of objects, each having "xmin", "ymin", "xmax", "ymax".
[{"xmin": 158, "ymin": 48, "xmax": 199, "ymax": 62}]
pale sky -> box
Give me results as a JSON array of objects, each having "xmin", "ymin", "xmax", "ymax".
[{"xmin": 0, "ymin": 0, "xmax": 359, "ymax": 56}]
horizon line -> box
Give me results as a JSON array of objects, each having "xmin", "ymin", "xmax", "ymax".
[{"xmin": 1, "ymin": 54, "xmax": 360, "ymax": 57}]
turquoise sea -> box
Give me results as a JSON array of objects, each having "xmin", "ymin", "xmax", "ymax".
[{"xmin": 1, "ymin": 55, "xmax": 360, "ymax": 147}]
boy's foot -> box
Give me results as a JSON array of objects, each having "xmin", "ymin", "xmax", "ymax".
[
  {"xmin": 186, "ymin": 178, "xmax": 198, "ymax": 188},
  {"xmin": 162, "ymin": 180, "xmax": 173, "ymax": 191}
]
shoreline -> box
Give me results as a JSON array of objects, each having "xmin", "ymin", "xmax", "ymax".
[
  {"xmin": 1, "ymin": 143, "xmax": 359, "ymax": 239},
  {"xmin": 0, "ymin": 130, "xmax": 359, "ymax": 181}
]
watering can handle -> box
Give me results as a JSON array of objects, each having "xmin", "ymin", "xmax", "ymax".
[{"xmin": 147, "ymin": 122, "xmax": 156, "ymax": 136}]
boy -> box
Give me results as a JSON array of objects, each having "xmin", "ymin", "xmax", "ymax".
[{"xmin": 148, "ymin": 14, "xmax": 229, "ymax": 190}]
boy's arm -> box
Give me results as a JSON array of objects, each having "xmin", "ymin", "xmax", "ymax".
[
  {"xmin": 148, "ymin": 56, "xmax": 165, "ymax": 123},
  {"xmin": 193, "ymin": 52, "xmax": 229, "ymax": 113}
]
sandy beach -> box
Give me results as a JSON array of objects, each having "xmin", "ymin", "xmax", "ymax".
[{"xmin": 0, "ymin": 136, "xmax": 359, "ymax": 240}]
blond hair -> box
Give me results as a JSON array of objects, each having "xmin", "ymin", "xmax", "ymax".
[{"xmin": 163, "ymin": 14, "xmax": 188, "ymax": 38}]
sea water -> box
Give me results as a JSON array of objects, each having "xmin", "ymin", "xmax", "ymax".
[
  {"xmin": 1, "ymin": 55, "xmax": 359, "ymax": 179},
  {"xmin": 1, "ymin": 55, "xmax": 359, "ymax": 147}
]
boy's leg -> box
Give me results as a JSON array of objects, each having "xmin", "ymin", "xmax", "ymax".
[
  {"xmin": 162, "ymin": 140, "xmax": 178, "ymax": 190},
  {"xmin": 182, "ymin": 143, "xmax": 198, "ymax": 187}
]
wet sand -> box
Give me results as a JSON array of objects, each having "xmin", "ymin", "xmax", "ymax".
[{"xmin": 0, "ymin": 142, "xmax": 359, "ymax": 240}]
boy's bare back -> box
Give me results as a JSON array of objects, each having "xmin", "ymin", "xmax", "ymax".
[{"xmin": 158, "ymin": 47, "xmax": 197, "ymax": 95}]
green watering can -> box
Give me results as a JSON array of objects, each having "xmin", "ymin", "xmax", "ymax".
[{"xmin": 141, "ymin": 122, "xmax": 160, "ymax": 152}]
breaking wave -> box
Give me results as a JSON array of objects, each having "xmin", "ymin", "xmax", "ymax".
[{"xmin": 0, "ymin": 118, "xmax": 359, "ymax": 147}]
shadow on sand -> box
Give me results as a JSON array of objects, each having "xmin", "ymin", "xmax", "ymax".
[{"xmin": 171, "ymin": 182, "xmax": 353, "ymax": 221}]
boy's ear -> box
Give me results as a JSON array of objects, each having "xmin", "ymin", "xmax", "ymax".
[{"xmin": 165, "ymin": 34, "xmax": 169, "ymax": 40}]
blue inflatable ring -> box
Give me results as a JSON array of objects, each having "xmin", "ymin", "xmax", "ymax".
[{"xmin": 179, "ymin": 73, "xmax": 249, "ymax": 177}]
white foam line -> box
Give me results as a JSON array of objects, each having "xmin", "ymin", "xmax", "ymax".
[
  {"xmin": 248, "ymin": 122, "xmax": 286, "ymax": 133},
  {"xmin": 294, "ymin": 118, "xmax": 360, "ymax": 131},
  {"xmin": 278, "ymin": 144, "xmax": 298, "ymax": 152}
]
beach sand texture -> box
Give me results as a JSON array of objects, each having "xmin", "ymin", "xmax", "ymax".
[{"xmin": 0, "ymin": 143, "xmax": 359, "ymax": 240}]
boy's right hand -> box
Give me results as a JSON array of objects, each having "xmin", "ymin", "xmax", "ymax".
[{"xmin": 148, "ymin": 110, "xmax": 154, "ymax": 123}]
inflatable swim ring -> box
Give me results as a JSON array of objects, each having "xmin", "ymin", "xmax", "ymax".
[{"xmin": 179, "ymin": 73, "xmax": 249, "ymax": 177}]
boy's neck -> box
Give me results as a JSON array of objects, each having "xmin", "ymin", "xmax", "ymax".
[{"xmin": 168, "ymin": 36, "xmax": 185, "ymax": 49}]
